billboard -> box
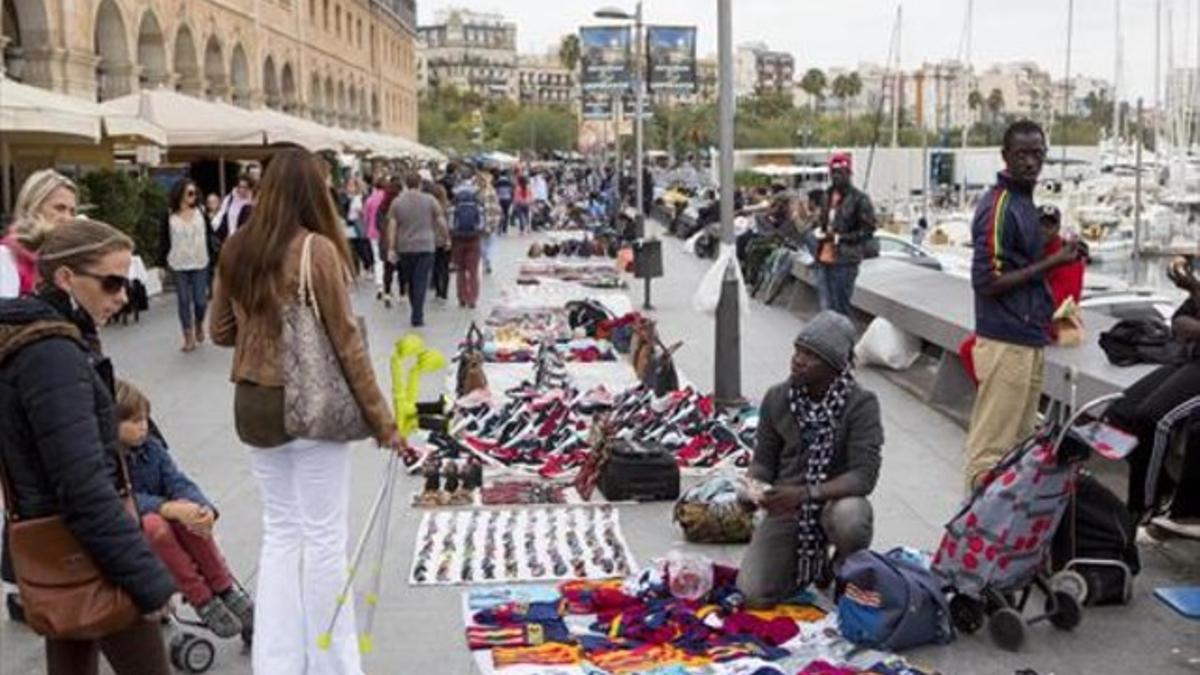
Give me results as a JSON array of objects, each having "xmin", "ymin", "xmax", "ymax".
[
  {"xmin": 581, "ymin": 93, "xmax": 616, "ymax": 120},
  {"xmin": 580, "ymin": 26, "xmax": 632, "ymax": 92},
  {"xmin": 647, "ymin": 26, "xmax": 697, "ymax": 92}
]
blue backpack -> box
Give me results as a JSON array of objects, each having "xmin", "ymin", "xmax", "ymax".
[
  {"xmin": 836, "ymin": 548, "xmax": 955, "ymax": 651},
  {"xmin": 453, "ymin": 187, "xmax": 483, "ymax": 236}
]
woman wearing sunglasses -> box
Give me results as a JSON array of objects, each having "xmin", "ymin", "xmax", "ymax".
[
  {"xmin": 0, "ymin": 218, "xmax": 175, "ymax": 674},
  {"xmin": 163, "ymin": 179, "xmax": 210, "ymax": 353}
]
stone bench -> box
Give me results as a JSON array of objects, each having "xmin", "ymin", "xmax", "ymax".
[{"xmin": 790, "ymin": 257, "xmax": 1157, "ymax": 410}]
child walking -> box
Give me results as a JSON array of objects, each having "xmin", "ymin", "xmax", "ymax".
[{"xmin": 115, "ymin": 380, "xmax": 253, "ymax": 639}]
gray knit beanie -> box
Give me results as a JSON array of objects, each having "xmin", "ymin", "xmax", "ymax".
[{"xmin": 794, "ymin": 311, "xmax": 857, "ymax": 371}]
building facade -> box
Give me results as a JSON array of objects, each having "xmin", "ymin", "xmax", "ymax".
[
  {"xmin": 417, "ymin": 8, "xmax": 516, "ymax": 100},
  {"xmin": 976, "ymin": 62, "xmax": 1055, "ymax": 123},
  {"xmin": 906, "ymin": 60, "xmax": 977, "ymax": 131},
  {"xmin": 734, "ymin": 42, "xmax": 793, "ymax": 99},
  {"xmin": 1, "ymin": 0, "xmax": 419, "ymax": 138},
  {"xmin": 517, "ymin": 53, "xmax": 574, "ymax": 107}
]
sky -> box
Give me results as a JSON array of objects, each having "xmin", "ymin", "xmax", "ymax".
[{"xmin": 419, "ymin": 0, "xmax": 1184, "ymax": 104}]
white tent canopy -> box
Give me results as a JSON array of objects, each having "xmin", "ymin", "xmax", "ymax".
[
  {"xmin": 100, "ymin": 89, "xmax": 268, "ymax": 147},
  {"xmin": 1, "ymin": 77, "xmax": 101, "ymax": 142},
  {"xmin": 250, "ymin": 108, "xmax": 350, "ymax": 153},
  {"xmin": 1, "ymin": 76, "xmax": 166, "ymax": 146}
]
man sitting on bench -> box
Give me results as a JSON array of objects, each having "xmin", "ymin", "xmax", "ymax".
[
  {"xmin": 1108, "ymin": 257, "xmax": 1200, "ymax": 538},
  {"xmin": 737, "ymin": 312, "xmax": 884, "ymax": 606}
]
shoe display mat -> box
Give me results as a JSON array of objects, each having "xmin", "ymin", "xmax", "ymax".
[{"xmin": 408, "ymin": 506, "xmax": 637, "ymax": 586}]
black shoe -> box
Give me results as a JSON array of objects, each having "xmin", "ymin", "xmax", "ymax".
[{"xmin": 6, "ymin": 593, "xmax": 25, "ymax": 623}]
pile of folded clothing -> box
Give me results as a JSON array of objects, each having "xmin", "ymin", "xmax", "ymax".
[{"xmin": 463, "ymin": 563, "xmax": 943, "ymax": 674}]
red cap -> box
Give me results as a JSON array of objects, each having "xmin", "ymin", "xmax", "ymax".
[{"xmin": 829, "ymin": 152, "xmax": 852, "ymax": 173}]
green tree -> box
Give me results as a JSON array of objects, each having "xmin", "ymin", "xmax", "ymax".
[
  {"xmin": 799, "ymin": 68, "xmax": 827, "ymax": 111},
  {"xmin": 76, "ymin": 170, "xmax": 164, "ymax": 259},
  {"xmin": 499, "ymin": 107, "xmax": 578, "ymax": 153},
  {"xmin": 559, "ymin": 34, "xmax": 581, "ymax": 73}
]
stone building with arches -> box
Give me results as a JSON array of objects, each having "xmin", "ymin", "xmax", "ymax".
[{"xmin": 0, "ymin": 0, "xmax": 419, "ymax": 139}]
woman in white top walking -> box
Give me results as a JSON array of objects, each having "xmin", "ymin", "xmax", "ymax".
[{"xmin": 165, "ymin": 178, "xmax": 210, "ymax": 352}]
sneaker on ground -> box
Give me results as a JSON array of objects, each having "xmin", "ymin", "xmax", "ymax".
[{"xmin": 1149, "ymin": 515, "xmax": 1200, "ymax": 540}]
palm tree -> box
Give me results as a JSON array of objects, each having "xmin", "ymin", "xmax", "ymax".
[
  {"xmin": 830, "ymin": 74, "xmax": 851, "ymax": 120},
  {"xmin": 968, "ymin": 89, "xmax": 984, "ymax": 125},
  {"xmin": 559, "ymin": 34, "xmax": 581, "ymax": 74},
  {"xmin": 986, "ymin": 88, "xmax": 1005, "ymax": 127},
  {"xmin": 845, "ymin": 72, "xmax": 863, "ymax": 101},
  {"xmin": 799, "ymin": 68, "xmax": 827, "ymax": 112}
]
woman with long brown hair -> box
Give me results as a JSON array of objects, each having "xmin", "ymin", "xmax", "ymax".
[
  {"xmin": 0, "ymin": 218, "xmax": 174, "ymax": 674},
  {"xmin": 209, "ymin": 148, "xmax": 402, "ymax": 674}
]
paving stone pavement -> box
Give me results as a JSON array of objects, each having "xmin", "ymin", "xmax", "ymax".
[{"xmin": 2, "ymin": 224, "xmax": 1198, "ymax": 675}]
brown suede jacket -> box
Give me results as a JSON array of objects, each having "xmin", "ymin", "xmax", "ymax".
[{"xmin": 209, "ymin": 229, "xmax": 394, "ymax": 443}]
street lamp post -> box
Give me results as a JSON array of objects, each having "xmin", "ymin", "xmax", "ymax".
[
  {"xmin": 714, "ymin": 0, "xmax": 741, "ymax": 406},
  {"xmin": 594, "ymin": 2, "xmax": 645, "ymax": 226}
]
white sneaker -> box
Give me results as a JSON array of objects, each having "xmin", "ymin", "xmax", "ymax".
[{"xmin": 1150, "ymin": 515, "xmax": 1200, "ymax": 540}]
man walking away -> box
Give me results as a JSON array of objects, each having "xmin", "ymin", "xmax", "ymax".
[
  {"xmin": 450, "ymin": 172, "xmax": 486, "ymax": 309},
  {"xmin": 814, "ymin": 153, "xmax": 875, "ymax": 317},
  {"xmin": 964, "ymin": 120, "xmax": 1080, "ymax": 489},
  {"xmin": 387, "ymin": 172, "xmax": 447, "ymax": 327},
  {"xmin": 494, "ymin": 172, "xmax": 514, "ymax": 235}
]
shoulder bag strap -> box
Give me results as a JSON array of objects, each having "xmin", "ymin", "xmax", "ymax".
[{"xmin": 298, "ymin": 233, "xmax": 320, "ymax": 322}]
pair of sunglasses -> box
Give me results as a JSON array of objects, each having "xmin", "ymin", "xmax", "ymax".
[{"xmin": 76, "ymin": 270, "xmax": 130, "ymax": 294}]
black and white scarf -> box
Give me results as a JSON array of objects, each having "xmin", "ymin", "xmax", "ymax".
[{"xmin": 788, "ymin": 369, "xmax": 854, "ymax": 587}]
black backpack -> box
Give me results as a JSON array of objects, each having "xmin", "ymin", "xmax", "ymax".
[
  {"xmin": 1051, "ymin": 473, "xmax": 1140, "ymax": 605},
  {"xmin": 1099, "ymin": 319, "xmax": 1195, "ymax": 367}
]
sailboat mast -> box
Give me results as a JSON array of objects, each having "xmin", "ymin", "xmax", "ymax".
[
  {"xmin": 960, "ymin": 0, "xmax": 973, "ymax": 208},
  {"xmin": 1112, "ymin": 0, "xmax": 1123, "ymax": 141},
  {"xmin": 1062, "ymin": 0, "xmax": 1074, "ymax": 183}
]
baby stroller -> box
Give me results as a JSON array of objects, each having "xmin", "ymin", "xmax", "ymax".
[
  {"xmin": 162, "ymin": 576, "xmax": 255, "ymax": 673},
  {"xmin": 933, "ymin": 381, "xmax": 1127, "ymax": 652}
]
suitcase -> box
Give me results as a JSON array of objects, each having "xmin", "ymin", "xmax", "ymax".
[{"xmin": 599, "ymin": 441, "xmax": 680, "ymax": 502}]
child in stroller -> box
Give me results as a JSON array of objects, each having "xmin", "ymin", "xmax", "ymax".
[{"xmin": 115, "ymin": 380, "xmax": 254, "ymax": 666}]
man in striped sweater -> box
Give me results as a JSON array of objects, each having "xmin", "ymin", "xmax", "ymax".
[{"xmin": 964, "ymin": 120, "xmax": 1081, "ymax": 489}]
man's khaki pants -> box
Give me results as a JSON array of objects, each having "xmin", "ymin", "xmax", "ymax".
[{"xmin": 964, "ymin": 337, "xmax": 1045, "ymax": 489}]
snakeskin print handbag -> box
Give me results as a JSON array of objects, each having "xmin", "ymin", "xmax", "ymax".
[{"xmin": 282, "ymin": 234, "xmax": 372, "ymax": 442}]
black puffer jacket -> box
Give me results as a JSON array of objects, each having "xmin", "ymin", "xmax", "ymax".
[{"xmin": 0, "ymin": 290, "xmax": 174, "ymax": 613}]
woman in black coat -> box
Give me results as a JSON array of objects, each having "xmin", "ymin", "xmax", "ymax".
[{"xmin": 0, "ymin": 218, "xmax": 175, "ymax": 675}]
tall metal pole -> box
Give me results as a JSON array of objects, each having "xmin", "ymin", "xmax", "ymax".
[
  {"xmin": 890, "ymin": 6, "xmax": 902, "ymax": 148},
  {"xmin": 634, "ymin": 1, "xmax": 645, "ymax": 222},
  {"xmin": 714, "ymin": 0, "xmax": 740, "ymax": 406}
]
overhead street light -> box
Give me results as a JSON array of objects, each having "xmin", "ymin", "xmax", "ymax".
[{"xmin": 593, "ymin": 2, "xmax": 645, "ymax": 230}]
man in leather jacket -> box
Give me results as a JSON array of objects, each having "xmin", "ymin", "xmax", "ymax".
[{"xmin": 814, "ymin": 153, "xmax": 876, "ymax": 317}]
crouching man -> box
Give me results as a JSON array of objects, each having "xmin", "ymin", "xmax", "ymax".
[{"xmin": 737, "ymin": 311, "xmax": 884, "ymax": 607}]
